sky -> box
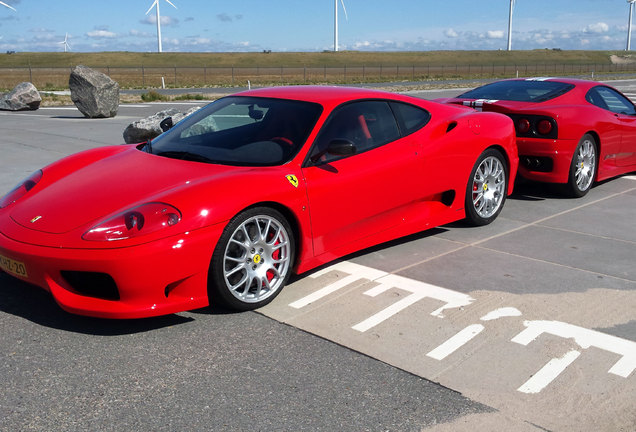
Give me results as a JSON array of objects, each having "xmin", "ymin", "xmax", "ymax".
[{"xmin": 0, "ymin": 0, "xmax": 635, "ymax": 53}]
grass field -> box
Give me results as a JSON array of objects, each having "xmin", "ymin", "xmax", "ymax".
[{"xmin": 2, "ymin": 50, "xmax": 636, "ymax": 91}]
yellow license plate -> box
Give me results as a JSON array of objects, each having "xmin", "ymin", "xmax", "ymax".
[{"xmin": 0, "ymin": 254, "xmax": 28, "ymax": 278}]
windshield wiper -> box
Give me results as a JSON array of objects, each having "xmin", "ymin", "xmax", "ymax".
[{"xmin": 157, "ymin": 150, "xmax": 217, "ymax": 164}]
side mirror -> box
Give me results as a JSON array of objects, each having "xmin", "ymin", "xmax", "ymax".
[
  {"xmin": 310, "ymin": 139, "xmax": 357, "ymax": 163},
  {"xmin": 160, "ymin": 117, "xmax": 174, "ymax": 132},
  {"xmin": 327, "ymin": 139, "xmax": 356, "ymax": 156}
]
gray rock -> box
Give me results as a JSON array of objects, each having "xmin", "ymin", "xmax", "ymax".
[
  {"xmin": 123, "ymin": 106, "xmax": 202, "ymax": 144},
  {"xmin": 69, "ymin": 65, "xmax": 119, "ymax": 118},
  {"xmin": 0, "ymin": 82, "xmax": 41, "ymax": 111}
]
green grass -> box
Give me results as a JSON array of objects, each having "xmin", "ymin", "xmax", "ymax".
[{"xmin": 0, "ymin": 50, "xmax": 630, "ymax": 68}]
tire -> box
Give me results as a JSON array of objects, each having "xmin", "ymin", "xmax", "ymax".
[
  {"xmin": 208, "ymin": 207, "xmax": 294, "ymax": 311},
  {"xmin": 465, "ymin": 148, "xmax": 508, "ymax": 226},
  {"xmin": 565, "ymin": 134, "xmax": 597, "ymax": 198}
]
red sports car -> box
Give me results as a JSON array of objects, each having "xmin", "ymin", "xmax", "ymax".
[
  {"xmin": 0, "ymin": 86, "xmax": 517, "ymax": 318},
  {"xmin": 438, "ymin": 78, "xmax": 636, "ymax": 197}
]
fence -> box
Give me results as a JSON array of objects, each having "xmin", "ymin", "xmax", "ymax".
[{"xmin": 2, "ymin": 62, "xmax": 636, "ymax": 90}]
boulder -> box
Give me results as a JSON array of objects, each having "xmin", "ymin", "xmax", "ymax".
[
  {"xmin": 0, "ymin": 82, "xmax": 41, "ymax": 111},
  {"xmin": 69, "ymin": 65, "xmax": 119, "ymax": 118},
  {"xmin": 123, "ymin": 106, "xmax": 202, "ymax": 144}
]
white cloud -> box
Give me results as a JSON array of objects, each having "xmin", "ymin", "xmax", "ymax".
[
  {"xmin": 486, "ymin": 30, "xmax": 504, "ymax": 39},
  {"xmin": 445, "ymin": 28, "xmax": 458, "ymax": 38},
  {"xmin": 87, "ymin": 30, "xmax": 116, "ymax": 38},
  {"xmin": 584, "ymin": 22, "xmax": 609, "ymax": 33}
]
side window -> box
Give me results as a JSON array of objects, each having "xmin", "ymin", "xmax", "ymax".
[
  {"xmin": 591, "ymin": 86, "xmax": 636, "ymax": 115},
  {"xmin": 310, "ymin": 100, "xmax": 400, "ymax": 163},
  {"xmin": 390, "ymin": 102, "xmax": 431, "ymax": 135}
]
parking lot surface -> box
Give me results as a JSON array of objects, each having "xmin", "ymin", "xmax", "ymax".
[{"xmin": 1, "ymin": 85, "xmax": 635, "ymax": 431}]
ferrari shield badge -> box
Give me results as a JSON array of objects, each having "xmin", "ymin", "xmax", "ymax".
[{"xmin": 286, "ymin": 175, "xmax": 299, "ymax": 188}]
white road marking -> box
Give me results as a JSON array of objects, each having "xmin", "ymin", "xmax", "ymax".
[
  {"xmin": 426, "ymin": 324, "xmax": 485, "ymax": 360},
  {"xmin": 289, "ymin": 261, "xmax": 387, "ymax": 309},
  {"xmin": 352, "ymin": 274, "xmax": 475, "ymax": 331},
  {"xmin": 517, "ymin": 350, "xmax": 582, "ymax": 394},
  {"xmin": 511, "ymin": 320, "xmax": 636, "ymax": 378},
  {"xmin": 286, "ymin": 261, "xmax": 636, "ymax": 394},
  {"xmin": 624, "ymin": 175, "xmax": 636, "ymax": 180},
  {"xmin": 481, "ymin": 307, "xmax": 522, "ymax": 321}
]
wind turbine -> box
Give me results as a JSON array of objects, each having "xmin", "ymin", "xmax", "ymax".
[
  {"xmin": 146, "ymin": 0, "xmax": 177, "ymax": 53},
  {"xmin": 59, "ymin": 33, "xmax": 71, "ymax": 53},
  {"xmin": 507, "ymin": 0, "xmax": 515, "ymax": 51},
  {"xmin": 334, "ymin": 0, "xmax": 348, "ymax": 52},
  {"xmin": 628, "ymin": 0, "xmax": 636, "ymax": 51},
  {"xmin": 0, "ymin": 1, "xmax": 16, "ymax": 12}
]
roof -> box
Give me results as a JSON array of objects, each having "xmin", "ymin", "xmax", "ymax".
[{"xmin": 233, "ymin": 85, "xmax": 413, "ymax": 106}]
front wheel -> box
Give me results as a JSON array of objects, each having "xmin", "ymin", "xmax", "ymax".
[
  {"xmin": 565, "ymin": 134, "xmax": 596, "ymax": 198},
  {"xmin": 208, "ymin": 207, "xmax": 294, "ymax": 311},
  {"xmin": 465, "ymin": 148, "xmax": 508, "ymax": 226}
]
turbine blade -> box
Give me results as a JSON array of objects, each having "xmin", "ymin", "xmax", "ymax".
[
  {"xmin": 145, "ymin": 0, "xmax": 158, "ymax": 15},
  {"xmin": 340, "ymin": 0, "xmax": 348, "ymax": 21},
  {"xmin": 0, "ymin": 1, "xmax": 17, "ymax": 11},
  {"xmin": 164, "ymin": 0, "xmax": 178, "ymax": 9}
]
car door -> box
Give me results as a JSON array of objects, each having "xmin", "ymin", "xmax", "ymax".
[
  {"xmin": 301, "ymin": 100, "xmax": 422, "ymax": 257},
  {"xmin": 592, "ymin": 86, "xmax": 636, "ymax": 166}
]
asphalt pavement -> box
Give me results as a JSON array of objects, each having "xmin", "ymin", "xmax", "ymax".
[{"xmin": 1, "ymin": 83, "xmax": 635, "ymax": 431}]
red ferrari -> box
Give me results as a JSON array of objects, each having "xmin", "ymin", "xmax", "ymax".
[
  {"xmin": 0, "ymin": 86, "xmax": 517, "ymax": 318},
  {"xmin": 438, "ymin": 78, "xmax": 636, "ymax": 197}
]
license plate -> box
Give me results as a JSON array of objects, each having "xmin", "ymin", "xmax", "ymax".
[{"xmin": 0, "ymin": 254, "xmax": 28, "ymax": 278}]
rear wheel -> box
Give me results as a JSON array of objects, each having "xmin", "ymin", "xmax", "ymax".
[
  {"xmin": 208, "ymin": 207, "xmax": 294, "ymax": 311},
  {"xmin": 465, "ymin": 148, "xmax": 508, "ymax": 226},
  {"xmin": 566, "ymin": 134, "xmax": 596, "ymax": 198}
]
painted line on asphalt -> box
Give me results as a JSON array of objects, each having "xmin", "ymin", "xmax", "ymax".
[
  {"xmin": 426, "ymin": 324, "xmax": 485, "ymax": 360},
  {"xmin": 517, "ymin": 350, "xmax": 582, "ymax": 394}
]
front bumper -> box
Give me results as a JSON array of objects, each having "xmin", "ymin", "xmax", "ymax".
[
  {"xmin": 0, "ymin": 224, "xmax": 224, "ymax": 319},
  {"xmin": 516, "ymin": 137, "xmax": 577, "ymax": 184}
]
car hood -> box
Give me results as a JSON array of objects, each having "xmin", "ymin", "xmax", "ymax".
[{"xmin": 10, "ymin": 146, "xmax": 237, "ymax": 234}]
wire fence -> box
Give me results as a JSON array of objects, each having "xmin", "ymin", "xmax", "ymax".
[{"xmin": 2, "ymin": 62, "xmax": 636, "ymax": 90}]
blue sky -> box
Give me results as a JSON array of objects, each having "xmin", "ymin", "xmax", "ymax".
[{"xmin": 0, "ymin": 0, "xmax": 634, "ymax": 52}]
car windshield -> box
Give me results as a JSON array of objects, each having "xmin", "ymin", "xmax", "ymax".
[
  {"xmin": 458, "ymin": 80, "xmax": 574, "ymax": 102},
  {"xmin": 149, "ymin": 96, "xmax": 323, "ymax": 166}
]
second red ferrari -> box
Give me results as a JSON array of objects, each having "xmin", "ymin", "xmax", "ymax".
[{"xmin": 438, "ymin": 78, "xmax": 636, "ymax": 197}]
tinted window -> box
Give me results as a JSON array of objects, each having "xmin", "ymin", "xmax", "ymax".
[
  {"xmin": 310, "ymin": 100, "xmax": 400, "ymax": 163},
  {"xmin": 586, "ymin": 86, "xmax": 636, "ymax": 115},
  {"xmin": 459, "ymin": 80, "xmax": 574, "ymax": 102},
  {"xmin": 150, "ymin": 96, "xmax": 322, "ymax": 166},
  {"xmin": 390, "ymin": 102, "xmax": 431, "ymax": 135}
]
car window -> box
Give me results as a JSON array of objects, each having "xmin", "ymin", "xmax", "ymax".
[
  {"xmin": 150, "ymin": 96, "xmax": 322, "ymax": 166},
  {"xmin": 587, "ymin": 86, "xmax": 636, "ymax": 115},
  {"xmin": 390, "ymin": 102, "xmax": 431, "ymax": 135},
  {"xmin": 458, "ymin": 80, "xmax": 574, "ymax": 102},
  {"xmin": 309, "ymin": 100, "xmax": 400, "ymax": 164}
]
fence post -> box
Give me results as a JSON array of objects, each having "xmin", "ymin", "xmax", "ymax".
[
  {"xmin": 231, "ymin": 66, "xmax": 234, "ymax": 86},
  {"xmin": 28, "ymin": 63, "xmax": 32, "ymax": 83},
  {"xmin": 142, "ymin": 65, "xmax": 145, "ymax": 87},
  {"xmin": 204, "ymin": 66, "xmax": 207, "ymax": 85},
  {"xmin": 174, "ymin": 65, "xmax": 177, "ymax": 87}
]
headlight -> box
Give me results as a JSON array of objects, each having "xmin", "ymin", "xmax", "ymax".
[
  {"xmin": 83, "ymin": 202, "xmax": 181, "ymax": 241},
  {"xmin": 0, "ymin": 170, "xmax": 43, "ymax": 209}
]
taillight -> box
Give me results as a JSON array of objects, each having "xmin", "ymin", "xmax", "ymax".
[
  {"xmin": 537, "ymin": 119, "xmax": 553, "ymax": 135},
  {"xmin": 0, "ymin": 170, "xmax": 43, "ymax": 209},
  {"xmin": 517, "ymin": 118, "xmax": 531, "ymax": 134},
  {"xmin": 83, "ymin": 202, "xmax": 181, "ymax": 241}
]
